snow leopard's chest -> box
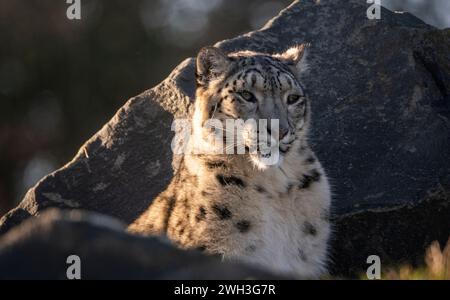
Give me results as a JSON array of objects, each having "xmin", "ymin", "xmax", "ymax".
[
  {"xmin": 163, "ymin": 153, "xmax": 331, "ymax": 278},
  {"xmin": 234, "ymin": 186, "xmax": 325, "ymax": 276}
]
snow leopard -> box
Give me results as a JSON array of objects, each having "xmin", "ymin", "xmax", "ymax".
[{"xmin": 128, "ymin": 45, "xmax": 332, "ymax": 278}]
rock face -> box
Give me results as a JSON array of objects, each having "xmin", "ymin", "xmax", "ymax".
[
  {"xmin": 0, "ymin": 209, "xmax": 275, "ymax": 279},
  {"xmin": 1, "ymin": 0, "xmax": 449, "ymax": 278}
]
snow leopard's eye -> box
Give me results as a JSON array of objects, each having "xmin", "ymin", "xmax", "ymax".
[
  {"xmin": 287, "ymin": 94, "xmax": 305, "ymax": 105},
  {"xmin": 237, "ymin": 91, "xmax": 257, "ymax": 103}
]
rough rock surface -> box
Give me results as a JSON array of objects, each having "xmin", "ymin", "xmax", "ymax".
[
  {"xmin": 1, "ymin": 0, "xmax": 449, "ymax": 277},
  {"xmin": 0, "ymin": 209, "xmax": 276, "ymax": 279}
]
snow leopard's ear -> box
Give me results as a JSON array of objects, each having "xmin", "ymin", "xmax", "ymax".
[
  {"xmin": 274, "ymin": 44, "xmax": 309, "ymax": 77},
  {"xmin": 196, "ymin": 47, "xmax": 231, "ymax": 86}
]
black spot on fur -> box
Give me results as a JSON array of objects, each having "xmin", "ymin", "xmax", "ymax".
[
  {"xmin": 255, "ymin": 185, "xmax": 267, "ymax": 193},
  {"xmin": 305, "ymin": 156, "xmax": 316, "ymax": 164},
  {"xmin": 286, "ymin": 183, "xmax": 294, "ymax": 193},
  {"xmin": 182, "ymin": 197, "xmax": 190, "ymax": 209},
  {"xmin": 209, "ymin": 106, "xmax": 215, "ymax": 117},
  {"xmin": 280, "ymin": 147, "xmax": 289, "ymax": 154},
  {"xmin": 303, "ymin": 222, "xmax": 317, "ymax": 236},
  {"xmin": 298, "ymin": 248, "xmax": 307, "ymax": 261},
  {"xmin": 216, "ymin": 174, "xmax": 246, "ymax": 187},
  {"xmin": 201, "ymin": 190, "xmax": 212, "ymax": 197},
  {"xmin": 255, "ymin": 185, "xmax": 272, "ymax": 198},
  {"xmin": 212, "ymin": 204, "xmax": 232, "ymax": 220},
  {"xmin": 195, "ymin": 206, "xmax": 207, "ymax": 222},
  {"xmin": 251, "ymin": 74, "xmax": 257, "ymax": 86},
  {"xmin": 299, "ymin": 169, "xmax": 321, "ymax": 189},
  {"xmin": 206, "ymin": 161, "xmax": 226, "ymax": 169},
  {"xmin": 163, "ymin": 196, "xmax": 176, "ymax": 233},
  {"xmin": 287, "ymin": 78, "xmax": 293, "ymax": 88},
  {"xmin": 236, "ymin": 220, "xmax": 251, "ymax": 233}
]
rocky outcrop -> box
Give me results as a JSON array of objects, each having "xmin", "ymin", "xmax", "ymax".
[
  {"xmin": 1, "ymin": 0, "xmax": 449, "ymax": 278},
  {"xmin": 0, "ymin": 209, "xmax": 276, "ymax": 279}
]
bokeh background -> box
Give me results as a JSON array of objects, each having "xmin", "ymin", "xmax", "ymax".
[{"xmin": 1, "ymin": 0, "xmax": 449, "ymax": 216}]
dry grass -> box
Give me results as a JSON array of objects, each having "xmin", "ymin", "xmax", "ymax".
[{"xmin": 383, "ymin": 238, "xmax": 450, "ymax": 280}]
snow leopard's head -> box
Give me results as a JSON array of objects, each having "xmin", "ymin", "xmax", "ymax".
[{"xmin": 193, "ymin": 45, "xmax": 310, "ymax": 170}]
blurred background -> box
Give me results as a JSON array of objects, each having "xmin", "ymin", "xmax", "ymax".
[{"xmin": 0, "ymin": 0, "xmax": 449, "ymax": 217}]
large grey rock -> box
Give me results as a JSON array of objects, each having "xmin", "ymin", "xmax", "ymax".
[
  {"xmin": 1, "ymin": 0, "xmax": 449, "ymax": 277},
  {"xmin": 0, "ymin": 209, "xmax": 276, "ymax": 279}
]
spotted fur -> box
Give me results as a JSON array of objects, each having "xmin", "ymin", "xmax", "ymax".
[{"xmin": 128, "ymin": 45, "xmax": 332, "ymax": 279}]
